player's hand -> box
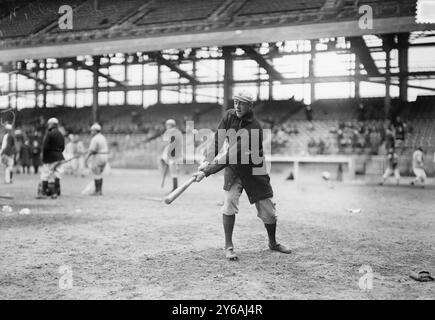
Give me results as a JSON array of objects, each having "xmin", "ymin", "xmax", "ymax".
[
  {"xmin": 193, "ymin": 171, "xmax": 206, "ymax": 182},
  {"xmin": 198, "ymin": 161, "xmax": 209, "ymax": 171}
]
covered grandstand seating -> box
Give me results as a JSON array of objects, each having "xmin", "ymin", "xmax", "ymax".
[
  {"xmin": 135, "ymin": 0, "xmax": 224, "ymax": 25},
  {"xmin": 237, "ymin": 0, "xmax": 326, "ymax": 16},
  {"xmin": 0, "ymin": 0, "xmax": 417, "ymax": 48},
  {"xmin": 50, "ymin": 0, "xmax": 146, "ymax": 32},
  {"xmin": 0, "ymin": 0, "xmax": 84, "ymax": 38}
]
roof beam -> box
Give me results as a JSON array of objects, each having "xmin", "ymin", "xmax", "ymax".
[
  {"xmin": 16, "ymin": 69, "xmax": 61, "ymax": 91},
  {"xmin": 151, "ymin": 52, "xmax": 199, "ymax": 84},
  {"xmin": 239, "ymin": 45, "xmax": 284, "ymax": 81},
  {"xmin": 57, "ymin": 58, "xmax": 127, "ymax": 88},
  {"xmin": 0, "ymin": 17, "xmax": 432, "ymax": 62},
  {"xmin": 347, "ymin": 36, "xmax": 381, "ymax": 77}
]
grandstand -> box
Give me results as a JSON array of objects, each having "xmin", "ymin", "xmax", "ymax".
[{"xmin": 0, "ymin": 0, "xmax": 434, "ymax": 174}]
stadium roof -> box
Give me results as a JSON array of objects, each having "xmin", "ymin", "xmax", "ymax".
[{"xmin": 0, "ymin": 0, "xmax": 433, "ymax": 62}]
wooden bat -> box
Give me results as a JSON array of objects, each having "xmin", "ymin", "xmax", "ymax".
[
  {"xmin": 0, "ymin": 195, "xmax": 13, "ymax": 199},
  {"xmin": 164, "ymin": 176, "xmax": 196, "ymax": 205}
]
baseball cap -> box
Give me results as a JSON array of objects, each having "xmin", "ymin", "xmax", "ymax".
[
  {"xmin": 47, "ymin": 117, "xmax": 59, "ymax": 125},
  {"xmin": 91, "ymin": 123, "xmax": 102, "ymax": 131},
  {"xmin": 233, "ymin": 90, "xmax": 254, "ymax": 104},
  {"xmin": 166, "ymin": 119, "xmax": 176, "ymax": 127}
]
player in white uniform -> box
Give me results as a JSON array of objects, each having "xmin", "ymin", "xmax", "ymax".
[
  {"xmin": 411, "ymin": 147, "xmax": 426, "ymax": 188},
  {"xmin": 1, "ymin": 123, "xmax": 15, "ymax": 184},
  {"xmin": 85, "ymin": 123, "xmax": 108, "ymax": 196},
  {"xmin": 161, "ymin": 119, "xmax": 183, "ymax": 191}
]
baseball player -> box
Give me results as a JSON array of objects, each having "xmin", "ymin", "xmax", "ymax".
[
  {"xmin": 85, "ymin": 123, "xmax": 108, "ymax": 196},
  {"xmin": 380, "ymin": 148, "xmax": 400, "ymax": 185},
  {"xmin": 161, "ymin": 119, "xmax": 183, "ymax": 191},
  {"xmin": 37, "ymin": 118, "xmax": 65, "ymax": 199},
  {"xmin": 193, "ymin": 91, "xmax": 291, "ymax": 261},
  {"xmin": 1, "ymin": 123, "xmax": 16, "ymax": 184},
  {"xmin": 411, "ymin": 147, "xmax": 426, "ymax": 188}
]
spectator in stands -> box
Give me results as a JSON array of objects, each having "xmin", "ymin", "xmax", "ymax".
[
  {"xmin": 357, "ymin": 102, "xmax": 365, "ymax": 122},
  {"xmin": 393, "ymin": 116, "xmax": 405, "ymax": 151},
  {"xmin": 19, "ymin": 139, "xmax": 31, "ymax": 174},
  {"xmin": 369, "ymin": 127, "xmax": 381, "ymax": 155},
  {"xmin": 308, "ymin": 137, "xmax": 316, "ymax": 154},
  {"xmin": 263, "ymin": 116, "xmax": 275, "ymax": 130},
  {"xmin": 193, "ymin": 108, "xmax": 201, "ymax": 124},
  {"xmin": 385, "ymin": 124, "xmax": 395, "ymax": 150},
  {"xmin": 305, "ymin": 105, "xmax": 314, "ymax": 130},
  {"xmin": 31, "ymin": 139, "xmax": 42, "ymax": 174},
  {"xmin": 292, "ymin": 124, "xmax": 299, "ymax": 135},
  {"xmin": 351, "ymin": 129, "xmax": 359, "ymax": 151},
  {"xmin": 364, "ymin": 127, "xmax": 371, "ymax": 149},
  {"xmin": 317, "ymin": 138, "xmax": 326, "ymax": 154},
  {"xmin": 337, "ymin": 127, "xmax": 345, "ymax": 153}
]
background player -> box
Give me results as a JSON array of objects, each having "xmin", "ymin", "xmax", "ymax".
[
  {"xmin": 160, "ymin": 119, "xmax": 182, "ymax": 192},
  {"xmin": 380, "ymin": 147, "xmax": 400, "ymax": 185},
  {"xmin": 37, "ymin": 118, "xmax": 65, "ymax": 199},
  {"xmin": 411, "ymin": 147, "xmax": 426, "ymax": 188},
  {"xmin": 85, "ymin": 123, "xmax": 109, "ymax": 196},
  {"xmin": 1, "ymin": 123, "xmax": 15, "ymax": 184}
]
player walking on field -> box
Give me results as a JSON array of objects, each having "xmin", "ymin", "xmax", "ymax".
[
  {"xmin": 411, "ymin": 147, "xmax": 426, "ymax": 188},
  {"xmin": 37, "ymin": 118, "xmax": 65, "ymax": 199},
  {"xmin": 193, "ymin": 91, "xmax": 291, "ymax": 261},
  {"xmin": 85, "ymin": 123, "xmax": 108, "ymax": 196},
  {"xmin": 1, "ymin": 123, "xmax": 16, "ymax": 184},
  {"xmin": 380, "ymin": 148, "xmax": 400, "ymax": 185}
]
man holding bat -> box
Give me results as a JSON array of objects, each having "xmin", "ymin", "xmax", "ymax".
[{"xmin": 192, "ymin": 91, "xmax": 291, "ymax": 261}]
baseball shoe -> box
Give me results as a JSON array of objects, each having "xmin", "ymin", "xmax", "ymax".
[
  {"xmin": 90, "ymin": 191, "xmax": 102, "ymax": 196},
  {"xmin": 269, "ymin": 243, "xmax": 292, "ymax": 254},
  {"xmin": 225, "ymin": 247, "xmax": 238, "ymax": 261}
]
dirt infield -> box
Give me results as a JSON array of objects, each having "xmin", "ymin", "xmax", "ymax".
[{"xmin": 0, "ymin": 170, "xmax": 434, "ymax": 299}]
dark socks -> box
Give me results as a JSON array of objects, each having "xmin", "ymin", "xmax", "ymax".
[
  {"xmin": 42, "ymin": 181, "xmax": 49, "ymax": 195},
  {"xmin": 54, "ymin": 178, "xmax": 60, "ymax": 196},
  {"xmin": 223, "ymin": 214, "xmax": 235, "ymax": 249},
  {"xmin": 264, "ymin": 223, "xmax": 277, "ymax": 246},
  {"xmin": 172, "ymin": 178, "xmax": 178, "ymax": 191},
  {"xmin": 94, "ymin": 179, "xmax": 103, "ymax": 193}
]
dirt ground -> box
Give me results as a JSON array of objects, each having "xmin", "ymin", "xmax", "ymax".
[{"xmin": 0, "ymin": 169, "xmax": 434, "ymax": 300}]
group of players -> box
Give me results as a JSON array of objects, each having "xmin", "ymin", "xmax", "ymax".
[
  {"xmin": 1, "ymin": 91, "xmax": 433, "ymax": 260},
  {"xmin": 1, "ymin": 119, "xmax": 109, "ymax": 198},
  {"xmin": 380, "ymin": 147, "xmax": 429, "ymax": 188}
]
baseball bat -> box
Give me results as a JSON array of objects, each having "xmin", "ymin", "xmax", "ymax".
[{"xmin": 164, "ymin": 176, "xmax": 196, "ymax": 204}]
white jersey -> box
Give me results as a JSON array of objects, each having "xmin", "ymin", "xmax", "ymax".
[
  {"xmin": 412, "ymin": 150, "xmax": 424, "ymax": 169},
  {"xmin": 89, "ymin": 133, "xmax": 108, "ymax": 164},
  {"xmin": 1, "ymin": 133, "xmax": 8, "ymax": 153}
]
